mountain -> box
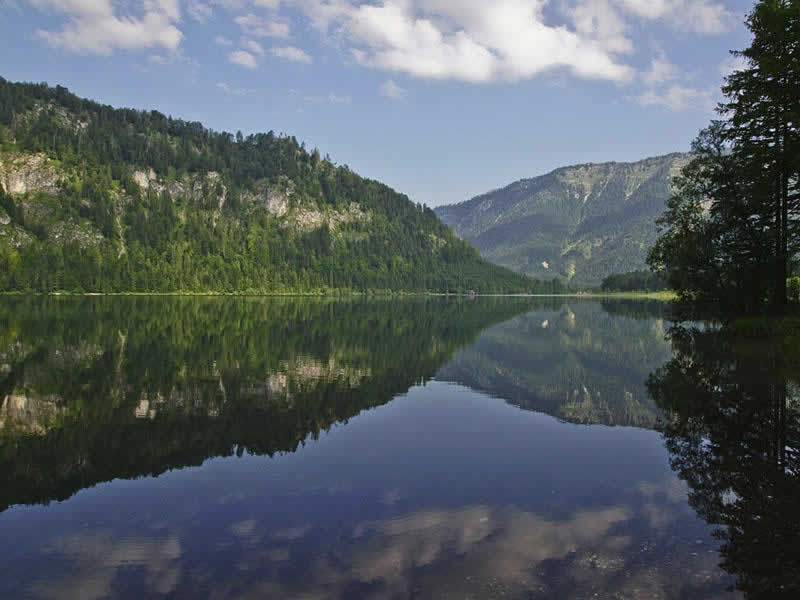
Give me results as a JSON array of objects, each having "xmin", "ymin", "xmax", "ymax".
[
  {"xmin": 0, "ymin": 78, "xmax": 555, "ymax": 294},
  {"xmin": 436, "ymin": 299, "xmax": 671, "ymax": 428},
  {"xmin": 0, "ymin": 296, "xmax": 536, "ymax": 510},
  {"xmin": 435, "ymin": 153, "xmax": 690, "ymax": 286}
]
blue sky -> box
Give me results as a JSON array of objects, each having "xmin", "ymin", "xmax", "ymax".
[{"xmin": 1, "ymin": 1, "xmax": 753, "ymax": 207}]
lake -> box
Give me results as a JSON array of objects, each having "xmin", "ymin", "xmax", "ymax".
[{"xmin": 1, "ymin": 297, "xmax": 796, "ymax": 599}]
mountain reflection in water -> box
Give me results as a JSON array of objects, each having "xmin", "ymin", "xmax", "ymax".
[
  {"xmin": 1, "ymin": 297, "xmax": 795, "ymax": 599},
  {"xmin": 0, "ymin": 296, "xmax": 533, "ymax": 510},
  {"xmin": 436, "ymin": 299, "xmax": 671, "ymax": 427}
]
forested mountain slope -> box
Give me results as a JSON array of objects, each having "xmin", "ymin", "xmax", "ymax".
[
  {"xmin": 435, "ymin": 154, "xmax": 690, "ymax": 286},
  {"xmin": 0, "ymin": 78, "xmax": 552, "ymax": 293}
]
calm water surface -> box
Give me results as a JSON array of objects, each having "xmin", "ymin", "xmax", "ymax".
[{"xmin": 0, "ymin": 297, "xmax": 796, "ymax": 599}]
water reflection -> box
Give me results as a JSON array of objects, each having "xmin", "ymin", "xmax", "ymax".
[
  {"xmin": 0, "ymin": 296, "xmax": 535, "ymax": 511},
  {"xmin": 0, "ymin": 298, "xmax": 752, "ymax": 599},
  {"xmin": 33, "ymin": 533, "xmax": 182, "ymax": 600},
  {"xmin": 3, "ymin": 378, "xmax": 733, "ymax": 600},
  {"xmin": 647, "ymin": 326, "xmax": 800, "ymax": 600},
  {"xmin": 437, "ymin": 300, "xmax": 671, "ymax": 427}
]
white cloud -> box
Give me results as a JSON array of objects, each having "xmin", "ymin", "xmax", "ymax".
[
  {"xmin": 234, "ymin": 13, "xmax": 289, "ymax": 38},
  {"xmin": 380, "ymin": 79, "xmax": 406, "ymax": 99},
  {"xmin": 291, "ymin": 0, "xmax": 635, "ymax": 84},
  {"xmin": 641, "ymin": 52, "xmax": 679, "ymax": 86},
  {"xmin": 282, "ymin": 0, "xmax": 733, "ymax": 85},
  {"xmin": 242, "ymin": 38, "xmax": 265, "ymax": 55},
  {"xmin": 328, "ymin": 92, "xmax": 351, "ymax": 104},
  {"xmin": 633, "ymin": 47, "xmax": 714, "ymax": 111},
  {"xmin": 30, "ymin": 0, "xmax": 183, "ymax": 54},
  {"xmin": 618, "ymin": 0, "xmax": 732, "ymax": 34},
  {"xmin": 187, "ymin": 1, "xmax": 212, "ymax": 22},
  {"xmin": 217, "ymin": 81, "xmax": 249, "ymax": 95},
  {"xmin": 26, "ymin": 0, "xmax": 735, "ymax": 87},
  {"xmin": 567, "ymin": 0, "xmax": 634, "ymax": 54},
  {"xmin": 272, "ymin": 45, "xmax": 312, "ymax": 63},
  {"xmin": 148, "ymin": 54, "xmax": 167, "ymax": 64},
  {"xmin": 632, "ymin": 84, "xmax": 714, "ymax": 112},
  {"xmin": 215, "ymin": 35, "xmax": 233, "ymax": 45},
  {"xmin": 228, "ymin": 49, "xmax": 258, "ymax": 68}
]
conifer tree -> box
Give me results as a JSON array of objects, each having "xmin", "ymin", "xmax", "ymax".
[{"xmin": 649, "ymin": 0, "xmax": 800, "ymax": 314}]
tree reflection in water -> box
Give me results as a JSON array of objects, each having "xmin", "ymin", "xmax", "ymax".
[
  {"xmin": 0, "ymin": 296, "xmax": 535, "ymax": 512},
  {"xmin": 648, "ymin": 325, "xmax": 800, "ymax": 599}
]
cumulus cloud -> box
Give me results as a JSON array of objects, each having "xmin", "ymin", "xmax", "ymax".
[
  {"xmin": 618, "ymin": 0, "xmax": 732, "ymax": 34},
  {"xmin": 228, "ymin": 49, "xmax": 258, "ymax": 68},
  {"xmin": 633, "ymin": 84, "xmax": 714, "ymax": 112},
  {"xmin": 277, "ymin": 1, "xmax": 733, "ymax": 85},
  {"xmin": 342, "ymin": 1, "xmax": 635, "ymax": 83},
  {"xmin": 380, "ymin": 79, "xmax": 407, "ymax": 99},
  {"xmin": 234, "ymin": 12, "xmax": 290, "ymax": 38},
  {"xmin": 242, "ymin": 38, "xmax": 265, "ymax": 55},
  {"xmin": 272, "ymin": 45, "xmax": 312, "ymax": 63},
  {"xmin": 641, "ymin": 52, "xmax": 679, "ymax": 86},
  {"xmin": 215, "ymin": 35, "xmax": 234, "ymax": 45},
  {"xmin": 30, "ymin": 0, "xmax": 183, "ymax": 54},
  {"xmin": 566, "ymin": 0, "xmax": 634, "ymax": 54},
  {"xmin": 187, "ymin": 0, "xmax": 212, "ymax": 22},
  {"xmin": 26, "ymin": 0, "xmax": 735, "ymax": 88},
  {"xmin": 632, "ymin": 47, "xmax": 715, "ymax": 111}
]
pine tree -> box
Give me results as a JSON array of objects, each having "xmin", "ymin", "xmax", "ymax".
[
  {"xmin": 649, "ymin": 0, "xmax": 800, "ymax": 314},
  {"xmin": 720, "ymin": 0, "xmax": 800, "ymax": 308}
]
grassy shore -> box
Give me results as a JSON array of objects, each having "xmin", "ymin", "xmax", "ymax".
[
  {"xmin": 1, "ymin": 290, "xmax": 678, "ymax": 298},
  {"xmin": 566, "ymin": 290, "xmax": 676, "ymax": 300}
]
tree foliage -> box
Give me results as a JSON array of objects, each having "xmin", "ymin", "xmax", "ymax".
[
  {"xmin": 648, "ymin": 0, "xmax": 800, "ymax": 315},
  {"xmin": 600, "ymin": 270, "xmax": 667, "ymax": 292}
]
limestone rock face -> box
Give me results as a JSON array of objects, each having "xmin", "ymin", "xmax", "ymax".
[
  {"xmin": 0, "ymin": 393, "xmax": 62, "ymax": 434},
  {"xmin": 0, "ymin": 153, "xmax": 61, "ymax": 196}
]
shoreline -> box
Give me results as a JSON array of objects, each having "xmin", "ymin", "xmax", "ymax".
[{"xmin": 0, "ymin": 290, "xmax": 676, "ymax": 299}]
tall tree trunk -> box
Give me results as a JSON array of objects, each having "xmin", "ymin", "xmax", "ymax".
[
  {"xmin": 775, "ymin": 163, "xmax": 784, "ymax": 309},
  {"xmin": 774, "ymin": 114, "xmax": 787, "ymax": 310},
  {"xmin": 780, "ymin": 164, "xmax": 789, "ymax": 306}
]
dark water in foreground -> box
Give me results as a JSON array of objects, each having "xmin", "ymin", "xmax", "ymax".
[{"xmin": 0, "ymin": 297, "xmax": 797, "ymax": 599}]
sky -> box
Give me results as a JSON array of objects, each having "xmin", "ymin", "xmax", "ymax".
[{"xmin": 0, "ymin": 0, "xmax": 754, "ymax": 207}]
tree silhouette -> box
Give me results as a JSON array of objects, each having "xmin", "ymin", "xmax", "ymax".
[
  {"xmin": 648, "ymin": 326, "xmax": 800, "ymax": 598},
  {"xmin": 649, "ymin": 1, "xmax": 800, "ymax": 315}
]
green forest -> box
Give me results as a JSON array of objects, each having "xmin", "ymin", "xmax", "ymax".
[
  {"xmin": 0, "ymin": 78, "xmax": 559, "ymax": 294},
  {"xmin": 600, "ymin": 270, "xmax": 668, "ymax": 293}
]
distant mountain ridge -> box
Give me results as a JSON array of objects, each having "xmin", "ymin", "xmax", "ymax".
[{"xmin": 435, "ymin": 153, "xmax": 690, "ymax": 286}]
